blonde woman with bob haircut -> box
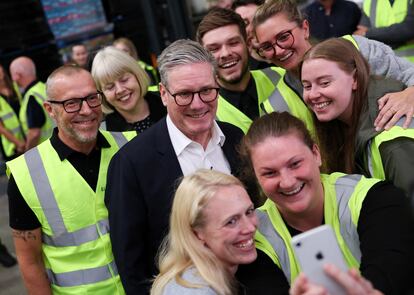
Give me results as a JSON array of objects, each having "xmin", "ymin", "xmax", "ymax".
[
  {"xmin": 92, "ymin": 46, "xmax": 166, "ymax": 133},
  {"xmin": 151, "ymin": 169, "xmax": 258, "ymax": 295}
]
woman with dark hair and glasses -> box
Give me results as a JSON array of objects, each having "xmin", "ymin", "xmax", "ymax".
[
  {"xmin": 92, "ymin": 46, "xmax": 166, "ymax": 134},
  {"xmin": 252, "ymin": 0, "xmax": 414, "ymax": 131}
]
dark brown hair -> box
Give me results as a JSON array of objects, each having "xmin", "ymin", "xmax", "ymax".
[
  {"xmin": 0, "ymin": 64, "xmax": 19, "ymax": 102},
  {"xmin": 196, "ymin": 7, "xmax": 247, "ymax": 43},
  {"xmin": 231, "ymin": 0, "xmax": 264, "ymax": 10},
  {"xmin": 300, "ymin": 38, "xmax": 370, "ymax": 173}
]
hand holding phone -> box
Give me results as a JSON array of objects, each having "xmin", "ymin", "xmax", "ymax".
[{"xmin": 291, "ymin": 225, "xmax": 348, "ymax": 295}]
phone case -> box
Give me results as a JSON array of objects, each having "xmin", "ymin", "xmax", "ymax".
[{"xmin": 291, "ymin": 224, "xmax": 348, "ymax": 295}]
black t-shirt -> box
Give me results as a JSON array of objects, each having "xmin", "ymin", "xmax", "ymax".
[
  {"xmin": 304, "ymin": 0, "xmax": 361, "ymax": 40},
  {"xmin": 8, "ymin": 128, "xmax": 110, "ymax": 230},
  {"xmin": 236, "ymin": 181, "xmax": 414, "ymax": 295},
  {"xmin": 23, "ymin": 80, "xmax": 46, "ymax": 129},
  {"xmin": 219, "ymin": 76, "xmax": 259, "ymax": 121}
]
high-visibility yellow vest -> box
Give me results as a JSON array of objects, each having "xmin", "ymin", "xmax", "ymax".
[
  {"xmin": 255, "ymin": 173, "xmax": 380, "ymax": 284},
  {"xmin": 0, "ymin": 95, "xmax": 24, "ymax": 157},
  {"xmin": 367, "ymin": 117, "xmax": 414, "ymax": 179},
  {"xmin": 137, "ymin": 60, "xmax": 159, "ymax": 85},
  {"xmin": 216, "ymin": 67, "xmax": 315, "ymax": 135},
  {"xmin": 7, "ymin": 131, "xmax": 135, "ymax": 294},
  {"xmin": 363, "ymin": 0, "xmax": 414, "ymax": 62},
  {"xmin": 19, "ymin": 81, "xmax": 54, "ymax": 143}
]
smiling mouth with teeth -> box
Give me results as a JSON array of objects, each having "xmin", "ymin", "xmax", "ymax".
[
  {"xmin": 235, "ymin": 238, "xmax": 254, "ymax": 249},
  {"xmin": 279, "ymin": 51, "xmax": 293, "ymax": 62},
  {"xmin": 220, "ymin": 60, "xmax": 238, "ymax": 68},
  {"xmin": 314, "ymin": 101, "xmax": 331, "ymax": 110},
  {"xmin": 280, "ymin": 183, "xmax": 305, "ymax": 196}
]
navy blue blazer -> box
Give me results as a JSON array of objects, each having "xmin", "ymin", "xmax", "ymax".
[{"xmin": 105, "ymin": 117, "xmax": 243, "ymax": 294}]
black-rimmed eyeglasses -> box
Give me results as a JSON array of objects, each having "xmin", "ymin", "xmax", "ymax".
[
  {"xmin": 48, "ymin": 92, "xmax": 103, "ymax": 113},
  {"xmin": 165, "ymin": 87, "xmax": 219, "ymax": 106},
  {"xmin": 256, "ymin": 26, "xmax": 298, "ymax": 59}
]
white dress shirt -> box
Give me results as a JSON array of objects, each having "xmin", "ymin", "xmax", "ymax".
[{"xmin": 166, "ymin": 115, "xmax": 231, "ymax": 176}]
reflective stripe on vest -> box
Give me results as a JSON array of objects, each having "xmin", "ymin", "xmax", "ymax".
[
  {"xmin": 256, "ymin": 174, "xmax": 362, "ymax": 284},
  {"xmin": 111, "ymin": 132, "xmax": 129, "ymax": 148},
  {"xmin": 22, "ymin": 132, "xmax": 130, "ymax": 287},
  {"xmin": 43, "ymin": 219, "xmax": 109, "ymax": 247},
  {"xmin": 257, "ymin": 68, "xmax": 286, "ymax": 114},
  {"xmin": 0, "ymin": 112, "xmax": 14, "ymax": 121},
  {"xmin": 260, "ymin": 67, "xmax": 281, "ymax": 86},
  {"xmin": 256, "ymin": 210, "xmax": 292, "ymax": 281},
  {"xmin": 370, "ymin": 0, "xmax": 378, "ymax": 24},
  {"xmin": 25, "ymin": 148, "xmax": 67, "ymax": 236},
  {"xmin": 367, "ymin": 117, "xmax": 414, "ymax": 176},
  {"xmin": 46, "ymin": 260, "xmax": 119, "ymax": 287},
  {"xmin": 10, "ymin": 126, "xmax": 22, "ymax": 135},
  {"xmin": 32, "ymin": 91, "xmax": 46, "ymax": 101},
  {"xmin": 334, "ymin": 174, "xmax": 362, "ymax": 262}
]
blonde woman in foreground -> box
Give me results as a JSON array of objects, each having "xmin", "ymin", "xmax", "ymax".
[{"xmin": 151, "ymin": 169, "xmax": 257, "ymax": 295}]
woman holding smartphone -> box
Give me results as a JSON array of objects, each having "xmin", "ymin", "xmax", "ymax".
[{"xmin": 236, "ymin": 112, "xmax": 414, "ymax": 294}]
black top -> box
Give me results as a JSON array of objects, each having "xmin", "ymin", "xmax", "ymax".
[
  {"xmin": 304, "ymin": 0, "xmax": 361, "ymax": 40},
  {"xmin": 219, "ymin": 76, "xmax": 259, "ymax": 120},
  {"xmin": 23, "ymin": 80, "xmax": 46, "ymax": 129},
  {"xmin": 8, "ymin": 128, "xmax": 109, "ymax": 230},
  {"xmin": 105, "ymin": 118, "xmax": 244, "ymax": 295},
  {"xmin": 236, "ymin": 181, "xmax": 414, "ymax": 295},
  {"xmin": 104, "ymin": 91, "xmax": 166, "ymax": 133},
  {"xmin": 248, "ymin": 56, "xmax": 270, "ymax": 71}
]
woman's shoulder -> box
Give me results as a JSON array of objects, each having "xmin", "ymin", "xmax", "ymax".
[{"xmin": 162, "ymin": 268, "xmax": 217, "ymax": 295}]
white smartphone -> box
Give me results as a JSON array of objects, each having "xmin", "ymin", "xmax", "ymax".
[{"xmin": 291, "ymin": 224, "xmax": 348, "ymax": 295}]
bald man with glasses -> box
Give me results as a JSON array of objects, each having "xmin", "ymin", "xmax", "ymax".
[{"xmin": 7, "ymin": 65, "xmax": 133, "ymax": 295}]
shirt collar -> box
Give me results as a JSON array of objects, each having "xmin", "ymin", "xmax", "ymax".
[
  {"xmin": 50, "ymin": 128, "xmax": 110, "ymax": 161},
  {"xmin": 22, "ymin": 80, "xmax": 39, "ymax": 97},
  {"xmin": 166, "ymin": 115, "xmax": 225, "ymax": 156}
]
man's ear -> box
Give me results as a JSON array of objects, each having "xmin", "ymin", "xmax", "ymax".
[
  {"xmin": 43, "ymin": 101, "xmax": 55, "ymax": 120},
  {"xmin": 159, "ymin": 83, "xmax": 168, "ymax": 107}
]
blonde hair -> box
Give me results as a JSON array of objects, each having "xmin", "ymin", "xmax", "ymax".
[
  {"xmin": 113, "ymin": 37, "xmax": 139, "ymax": 59},
  {"xmin": 91, "ymin": 46, "xmax": 150, "ymax": 114},
  {"xmin": 151, "ymin": 169, "xmax": 243, "ymax": 295}
]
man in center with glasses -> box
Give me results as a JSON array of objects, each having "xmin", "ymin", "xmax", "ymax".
[
  {"xmin": 104, "ymin": 39, "xmax": 243, "ymax": 295},
  {"xmin": 7, "ymin": 65, "xmax": 132, "ymax": 294}
]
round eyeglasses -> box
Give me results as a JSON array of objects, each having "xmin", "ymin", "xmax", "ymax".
[
  {"xmin": 165, "ymin": 87, "xmax": 219, "ymax": 106},
  {"xmin": 48, "ymin": 92, "xmax": 103, "ymax": 113},
  {"xmin": 256, "ymin": 27, "xmax": 297, "ymax": 59}
]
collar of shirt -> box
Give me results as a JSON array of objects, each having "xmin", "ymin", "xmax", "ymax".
[
  {"xmin": 22, "ymin": 80, "xmax": 39, "ymax": 97},
  {"xmin": 49, "ymin": 127, "xmax": 110, "ymax": 161},
  {"xmin": 166, "ymin": 114, "xmax": 226, "ymax": 157}
]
